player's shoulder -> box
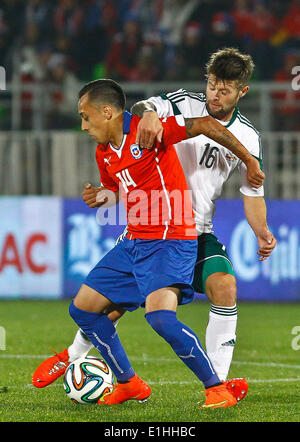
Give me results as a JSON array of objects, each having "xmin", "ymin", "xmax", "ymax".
[
  {"xmin": 234, "ymin": 109, "xmax": 260, "ymax": 139},
  {"xmin": 95, "ymin": 144, "xmax": 107, "ymax": 163},
  {"xmin": 164, "ymin": 89, "xmax": 206, "ymax": 104},
  {"xmin": 233, "ymin": 109, "xmax": 262, "ymax": 158},
  {"xmin": 96, "ymin": 143, "xmax": 107, "ymax": 154}
]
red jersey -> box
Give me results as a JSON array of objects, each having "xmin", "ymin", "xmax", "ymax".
[{"xmin": 95, "ymin": 111, "xmax": 196, "ymax": 240}]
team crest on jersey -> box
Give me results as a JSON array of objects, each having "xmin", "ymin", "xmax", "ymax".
[
  {"xmin": 225, "ymin": 153, "xmax": 236, "ymax": 162},
  {"xmin": 130, "ymin": 144, "xmax": 143, "ymax": 159}
]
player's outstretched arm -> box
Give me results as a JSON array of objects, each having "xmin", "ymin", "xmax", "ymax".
[
  {"xmin": 242, "ymin": 195, "xmax": 277, "ymax": 261},
  {"xmin": 184, "ymin": 116, "xmax": 265, "ymax": 189},
  {"xmin": 82, "ymin": 183, "xmax": 119, "ymax": 208}
]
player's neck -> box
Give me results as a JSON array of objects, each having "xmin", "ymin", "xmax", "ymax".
[
  {"xmin": 108, "ymin": 113, "xmax": 124, "ymax": 149},
  {"xmin": 218, "ymin": 108, "xmax": 235, "ymax": 123}
]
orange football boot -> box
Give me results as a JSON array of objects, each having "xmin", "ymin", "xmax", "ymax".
[
  {"xmin": 224, "ymin": 378, "xmax": 248, "ymax": 402},
  {"xmin": 201, "ymin": 383, "xmax": 237, "ymax": 409},
  {"xmin": 98, "ymin": 374, "xmax": 151, "ymax": 405},
  {"xmin": 32, "ymin": 348, "xmax": 69, "ymax": 388}
]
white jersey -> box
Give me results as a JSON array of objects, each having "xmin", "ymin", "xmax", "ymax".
[{"xmin": 147, "ymin": 89, "xmax": 264, "ymax": 234}]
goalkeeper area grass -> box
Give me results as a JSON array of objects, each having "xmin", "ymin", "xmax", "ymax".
[{"xmin": 0, "ymin": 299, "xmax": 300, "ymax": 423}]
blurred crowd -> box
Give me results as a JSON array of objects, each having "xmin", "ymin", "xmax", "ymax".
[
  {"xmin": 0, "ymin": 0, "xmax": 299, "ymax": 129},
  {"xmin": 1, "ymin": 0, "xmax": 300, "ymax": 82}
]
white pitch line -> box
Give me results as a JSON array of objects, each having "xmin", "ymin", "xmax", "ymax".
[
  {"xmin": 231, "ymin": 360, "xmax": 300, "ymax": 370},
  {"xmin": 4, "ymin": 377, "xmax": 300, "ymax": 391},
  {"xmin": 0, "ymin": 354, "xmax": 50, "ymax": 359},
  {"xmin": 1, "ymin": 354, "xmax": 300, "ymax": 370}
]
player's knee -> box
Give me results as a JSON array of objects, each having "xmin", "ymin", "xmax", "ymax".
[
  {"xmin": 69, "ymin": 301, "xmax": 84, "ymax": 326},
  {"xmin": 208, "ymin": 274, "xmax": 237, "ymax": 306},
  {"xmin": 69, "ymin": 300, "xmax": 97, "ymax": 329},
  {"xmin": 145, "ymin": 310, "xmax": 175, "ymax": 341}
]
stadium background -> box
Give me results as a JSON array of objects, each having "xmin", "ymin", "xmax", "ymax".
[{"xmin": 0, "ymin": 0, "xmax": 299, "ymax": 302}]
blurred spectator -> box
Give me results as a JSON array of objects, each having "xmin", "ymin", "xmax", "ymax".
[
  {"xmin": 105, "ymin": 14, "xmax": 144, "ymax": 81},
  {"xmin": 205, "ymin": 11, "xmax": 240, "ymax": 57},
  {"xmin": 231, "ymin": 0, "xmax": 254, "ymax": 49},
  {"xmin": 118, "ymin": 0, "xmax": 163, "ymax": 35},
  {"xmin": 159, "ymin": 0, "xmax": 200, "ymax": 46},
  {"xmin": 53, "ymin": 34, "xmax": 79, "ymax": 74},
  {"xmin": 282, "ymin": 0, "xmax": 300, "ymax": 44},
  {"xmin": 163, "ymin": 50, "xmax": 187, "ymax": 81},
  {"xmin": 128, "ymin": 45, "xmax": 159, "ymax": 82},
  {"xmin": 18, "ymin": 62, "xmax": 36, "ymax": 129},
  {"xmin": 175, "ymin": 22, "xmax": 207, "ymax": 81},
  {"xmin": 248, "ymin": 3, "xmax": 279, "ymax": 79},
  {"xmin": 74, "ymin": 0, "xmax": 117, "ymax": 80},
  {"xmin": 272, "ymin": 50, "xmax": 300, "ymax": 131},
  {"xmin": 25, "ymin": 0, "xmax": 54, "ymax": 39},
  {"xmin": 45, "ymin": 58, "xmax": 80, "ymax": 129},
  {"xmin": 0, "ymin": 0, "xmax": 25, "ymax": 72},
  {"xmin": 53, "ymin": 0, "xmax": 84, "ymax": 37},
  {"xmin": 19, "ymin": 21, "xmax": 47, "ymax": 81}
]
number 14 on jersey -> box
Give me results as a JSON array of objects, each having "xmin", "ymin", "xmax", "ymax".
[{"xmin": 116, "ymin": 169, "xmax": 137, "ymax": 193}]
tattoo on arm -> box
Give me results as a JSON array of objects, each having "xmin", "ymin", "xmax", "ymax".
[
  {"xmin": 206, "ymin": 129, "xmax": 232, "ymax": 147},
  {"xmin": 205, "ymin": 128, "xmax": 245, "ymax": 157},
  {"xmin": 184, "ymin": 117, "xmax": 252, "ymax": 163},
  {"xmin": 131, "ymin": 101, "xmax": 157, "ymax": 117},
  {"xmin": 184, "ymin": 118, "xmax": 195, "ymax": 137}
]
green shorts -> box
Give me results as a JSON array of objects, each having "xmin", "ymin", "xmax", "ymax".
[{"xmin": 192, "ymin": 233, "xmax": 235, "ymax": 294}]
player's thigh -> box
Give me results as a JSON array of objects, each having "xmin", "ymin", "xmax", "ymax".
[
  {"xmin": 145, "ymin": 286, "xmax": 180, "ymax": 313},
  {"xmin": 73, "ymin": 284, "xmax": 114, "ymax": 313},
  {"xmin": 135, "ymin": 238, "xmax": 197, "ymax": 308},
  {"xmin": 82, "ymin": 237, "xmax": 142, "ymax": 312},
  {"xmin": 205, "ymin": 272, "xmax": 237, "ymax": 306}
]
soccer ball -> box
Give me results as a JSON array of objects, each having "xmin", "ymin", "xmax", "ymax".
[{"xmin": 63, "ymin": 355, "xmax": 114, "ymax": 404}]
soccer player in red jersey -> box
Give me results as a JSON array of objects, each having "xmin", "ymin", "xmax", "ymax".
[{"xmin": 34, "ymin": 79, "xmax": 262, "ymax": 408}]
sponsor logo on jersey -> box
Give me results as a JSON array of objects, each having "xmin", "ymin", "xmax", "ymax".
[
  {"xmin": 104, "ymin": 156, "xmax": 111, "ymax": 166},
  {"xmin": 130, "ymin": 144, "xmax": 143, "ymax": 160}
]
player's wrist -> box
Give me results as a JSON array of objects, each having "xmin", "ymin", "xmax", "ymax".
[
  {"xmin": 142, "ymin": 110, "xmax": 158, "ymax": 117},
  {"xmin": 141, "ymin": 103, "xmax": 158, "ymax": 118},
  {"xmin": 243, "ymin": 154, "xmax": 255, "ymax": 165}
]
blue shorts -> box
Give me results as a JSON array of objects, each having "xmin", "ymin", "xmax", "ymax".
[{"xmin": 84, "ymin": 236, "xmax": 197, "ymax": 312}]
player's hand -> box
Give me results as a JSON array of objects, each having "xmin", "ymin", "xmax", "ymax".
[
  {"xmin": 257, "ymin": 230, "xmax": 277, "ymax": 261},
  {"xmin": 246, "ymin": 157, "xmax": 265, "ymax": 188},
  {"xmin": 135, "ymin": 112, "xmax": 163, "ymax": 149},
  {"xmin": 82, "ymin": 183, "xmax": 108, "ymax": 208}
]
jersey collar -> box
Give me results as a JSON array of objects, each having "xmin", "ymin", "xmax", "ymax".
[
  {"xmin": 107, "ymin": 111, "xmax": 132, "ymax": 158},
  {"xmin": 123, "ymin": 110, "xmax": 132, "ymax": 134},
  {"xmin": 225, "ymin": 107, "xmax": 239, "ymax": 128}
]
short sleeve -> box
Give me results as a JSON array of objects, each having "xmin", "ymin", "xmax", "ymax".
[
  {"xmin": 239, "ymin": 133, "xmax": 264, "ymax": 197},
  {"xmin": 160, "ymin": 115, "xmax": 188, "ymax": 147}
]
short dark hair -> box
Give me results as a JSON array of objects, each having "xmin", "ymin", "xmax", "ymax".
[
  {"xmin": 78, "ymin": 79, "xmax": 126, "ymax": 110},
  {"xmin": 206, "ymin": 47, "xmax": 255, "ymax": 89}
]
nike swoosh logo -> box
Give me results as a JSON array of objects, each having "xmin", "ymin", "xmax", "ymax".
[
  {"xmin": 130, "ymin": 393, "xmax": 144, "ymax": 400},
  {"xmin": 98, "ymin": 390, "xmax": 112, "ymax": 403},
  {"xmin": 201, "ymin": 400, "xmax": 228, "ymax": 408}
]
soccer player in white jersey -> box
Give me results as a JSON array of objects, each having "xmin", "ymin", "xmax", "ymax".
[{"xmin": 131, "ymin": 47, "xmax": 277, "ymax": 381}]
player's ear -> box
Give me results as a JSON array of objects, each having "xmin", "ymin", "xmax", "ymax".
[
  {"xmin": 102, "ymin": 105, "xmax": 113, "ymax": 120},
  {"xmin": 240, "ymin": 86, "xmax": 249, "ymax": 98}
]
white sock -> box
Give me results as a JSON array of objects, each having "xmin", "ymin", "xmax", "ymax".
[
  {"xmin": 205, "ymin": 304, "xmax": 237, "ymax": 381},
  {"xmin": 68, "ymin": 329, "xmax": 94, "ymax": 362}
]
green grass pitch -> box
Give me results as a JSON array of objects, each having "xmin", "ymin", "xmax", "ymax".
[{"xmin": 0, "ymin": 299, "xmax": 300, "ymax": 423}]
